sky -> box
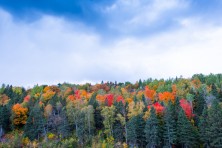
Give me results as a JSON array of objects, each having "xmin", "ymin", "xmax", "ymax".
[{"xmin": 0, "ymin": 0, "xmax": 222, "ymax": 87}]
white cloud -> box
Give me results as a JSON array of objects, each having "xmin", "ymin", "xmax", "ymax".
[
  {"xmin": 103, "ymin": 0, "xmax": 189, "ymax": 33},
  {"xmin": 0, "ymin": 7, "xmax": 222, "ymax": 87}
]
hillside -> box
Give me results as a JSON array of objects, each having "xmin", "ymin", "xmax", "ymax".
[{"xmin": 1, "ymin": 73, "xmax": 222, "ymax": 147}]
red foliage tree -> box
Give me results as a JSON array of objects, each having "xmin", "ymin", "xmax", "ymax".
[
  {"xmin": 180, "ymin": 99, "xmax": 193, "ymax": 118},
  {"xmin": 75, "ymin": 90, "xmax": 81, "ymax": 99},
  {"xmin": 116, "ymin": 95, "xmax": 125, "ymax": 104},
  {"xmin": 23, "ymin": 95, "xmax": 30, "ymax": 102},
  {"xmin": 147, "ymin": 102, "xmax": 165, "ymax": 114},
  {"xmin": 105, "ymin": 94, "xmax": 114, "ymax": 106}
]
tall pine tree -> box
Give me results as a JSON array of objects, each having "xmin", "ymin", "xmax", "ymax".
[
  {"xmin": 144, "ymin": 107, "xmax": 161, "ymax": 148},
  {"xmin": 177, "ymin": 108, "xmax": 197, "ymax": 148},
  {"xmin": 23, "ymin": 102, "xmax": 46, "ymax": 141},
  {"xmin": 163, "ymin": 101, "xmax": 177, "ymax": 148},
  {"xmin": 207, "ymin": 99, "xmax": 222, "ymax": 147}
]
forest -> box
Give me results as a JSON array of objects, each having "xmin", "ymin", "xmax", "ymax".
[{"xmin": 0, "ymin": 73, "xmax": 222, "ymax": 148}]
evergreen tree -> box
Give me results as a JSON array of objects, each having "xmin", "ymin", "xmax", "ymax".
[
  {"xmin": 211, "ymin": 83, "xmax": 219, "ymax": 99},
  {"xmin": 94, "ymin": 107, "xmax": 104, "ymax": 130},
  {"xmin": 163, "ymin": 101, "xmax": 177, "ymax": 148},
  {"xmin": 23, "ymin": 103, "xmax": 46, "ymax": 141},
  {"xmin": 194, "ymin": 89, "xmax": 206, "ymax": 117},
  {"xmin": 136, "ymin": 114, "xmax": 146, "ymax": 147},
  {"xmin": 57, "ymin": 109, "xmax": 70, "ymax": 139},
  {"xmin": 174, "ymin": 97, "xmax": 180, "ymax": 120},
  {"xmin": 126, "ymin": 116, "xmax": 137, "ymax": 147},
  {"xmin": 76, "ymin": 111, "xmax": 85, "ymax": 145},
  {"xmin": 207, "ymin": 99, "xmax": 222, "ymax": 147},
  {"xmin": 113, "ymin": 120, "xmax": 124, "ymax": 143},
  {"xmin": 144, "ymin": 107, "xmax": 161, "ymax": 148},
  {"xmin": 0, "ymin": 105, "xmax": 10, "ymax": 138},
  {"xmin": 198, "ymin": 106, "xmax": 210, "ymax": 147},
  {"xmin": 177, "ymin": 108, "xmax": 197, "ymax": 148},
  {"xmin": 0, "ymin": 105, "xmax": 11, "ymax": 134}
]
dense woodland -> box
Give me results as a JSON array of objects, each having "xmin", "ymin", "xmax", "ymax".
[{"xmin": 1, "ymin": 74, "xmax": 222, "ymax": 147}]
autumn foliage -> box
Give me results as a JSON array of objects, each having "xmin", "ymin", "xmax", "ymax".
[
  {"xmin": 148, "ymin": 102, "xmax": 165, "ymax": 114},
  {"xmin": 180, "ymin": 98, "xmax": 193, "ymax": 118},
  {"xmin": 144, "ymin": 86, "xmax": 156, "ymax": 101},
  {"xmin": 158, "ymin": 92, "xmax": 175, "ymax": 103},
  {"xmin": 0, "ymin": 94, "xmax": 9, "ymax": 105},
  {"xmin": 116, "ymin": 95, "xmax": 125, "ymax": 104},
  {"xmin": 105, "ymin": 94, "xmax": 114, "ymax": 106},
  {"xmin": 12, "ymin": 103, "xmax": 28, "ymax": 126}
]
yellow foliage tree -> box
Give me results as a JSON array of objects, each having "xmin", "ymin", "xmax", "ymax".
[{"xmin": 127, "ymin": 101, "xmax": 145, "ymax": 119}]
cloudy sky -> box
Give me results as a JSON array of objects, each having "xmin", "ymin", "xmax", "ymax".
[{"xmin": 0, "ymin": 0, "xmax": 222, "ymax": 87}]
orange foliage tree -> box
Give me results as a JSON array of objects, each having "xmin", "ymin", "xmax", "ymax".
[
  {"xmin": 158, "ymin": 92, "xmax": 175, "ymax": 103},
  {"xmin": 96, "ymin": 94, "xmax": 106, "ymax": 103},
  {"xmin": 12, "ymin": 103, "xmax": 28, "ymax": 127},
  {"xmin": 144, "ymin": 86, "xmax": 156, "ymax": 102}
]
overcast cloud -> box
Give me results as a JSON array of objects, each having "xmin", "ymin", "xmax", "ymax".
[{"xmin": 0, "ymin": 0, "xmax": 222, "ymax": 87}]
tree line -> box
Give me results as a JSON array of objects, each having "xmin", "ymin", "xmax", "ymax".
[{"xmin": 0, "ymin": 73, "xmax": 222, "ymax": 147}]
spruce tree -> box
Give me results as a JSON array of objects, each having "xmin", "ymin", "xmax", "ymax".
[
  {"xmin": 0, "ymin": 105, "xmax": 11, "ymax": 134},
  {"xmin": 163, "ymin": 101, "xmax": 177, "ymax": 148},
  {"xmin": 23, "ymin": 103, "xmax": 46, "ymax": 141},
  {"xmin": 194, "ymin": 89, "xmax": 206, "ymax": 117},
  {"xmin": 126, "ymin": 116, "xmax": 137, "ymax": 147},
  {"xmin": 211, "ymin": 83, "xmax": 219, "ymax": 99},
  {"xmin": 113, "ymin": 121, "xmax": 124, "ymax": 143},
  {"xmin": 207, "ymin": 99, "xmax": 222, "ymax": 147},
  {"xmin": 177, "ymin": 108, "xmax": 197, "ymax": 148},
  {"xmin": 144, "ymin": 107, "xmax": 161, "ymax": 148},
  {"xmin": 198, "ymin": 106, "xmax": 210, "ymax": 147},
  {"xmin": 57, "ymin": 109, "xmax": 70, "ymax": 139},
  {"xmin": 136, "ymin": 114, "xmax": 146, "ymax": 147}
]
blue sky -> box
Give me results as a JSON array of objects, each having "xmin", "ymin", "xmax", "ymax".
[{"xmin": 0, "ymin": 0, "xmax": 222, "ymax": 87}]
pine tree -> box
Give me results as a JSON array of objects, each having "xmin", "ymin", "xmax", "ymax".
[
  {"xmin": 76, "ymin": 111, "xmax": 85, "ymax": 145},
  {"xmin": 194, "ymin": 89, "xmax": 206, "ymax": 117},
  {"xmin": 113, "ymin": 120, "xmax": 124, "ymax": 143},
  {"xmin": 177, "ymin": 108, "xmax": 197, "ymax": 148},
  {"xmin": 57, "ymin": 109, "xmax": 70, "ymax": 139},
  {"xmin": 126, "ymin": 116, "xmax": 137, "ymax": 147},
  {"xmin": 174, "ymin": 97, "xmax": 180, "ymax": 120},
  {"xmin": 207, "ymin": 99, "xmax": 222, "ymax": 147},
  {"xmin": 163, "ymin": 101, "xmax": 177, "ymax": 148},
  {"xmin": 114, "ymin": 101, "xmax": 128, "ymax": 143},
  {"xmin": 211, "ymin": 83, "xmax": 219, "ymax": 99},
  {"xmin": 23, "ymin": 103, "xmax": 46, "ymax": 141},
  {"xmin": 0, "ymin": 105, "xmax": 11, "ymax": 135},
  {"xmin": 144, "ymin": 107, "xmax": 161, "ymax": 148},
  {"xmin": 136, "ymin": 114, "xmax": 146, "ymax": 147},
  {"xmin": 198, "ymin": 106, "xmax": 210, "ymax": 147}
]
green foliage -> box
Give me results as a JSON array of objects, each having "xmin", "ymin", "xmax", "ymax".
[
  {"xmin": 144, "ymin": 107, "xmax": 161, "ymax": 148},
  {"xmin": 1, "ymin": 73, "xmax": 222, "ymax": 147},
  {"xmin": 163, "ymin": 101, "xmax": 177, "ymax": 147},
  {"xmin": 206, "ymin": 99, "xmax": 222, "ymax": 147},
  {"xmin": 126, "ymin": 115, "xmax": 137, "ymax": 147},
  {"xmin": 177, "ymin": 108, "xmax": 197, "ymax": 147},
  {"xmin": 23, "ymin": 102, "xmax": 45, "ymax": 141},
  {"xmin": 101, "ymin": 106, "xmax": 116, "ymax": 137}
]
